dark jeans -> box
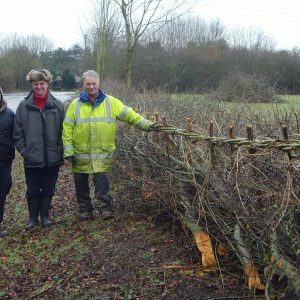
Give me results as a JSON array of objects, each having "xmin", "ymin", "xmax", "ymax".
[
  {"xmin": 0, "ymin": 164, "xmax": 12, "ymax": 224},
  {"xmin": 24, "ymin": 166, "xmax": 60, "ymax": 199},
  {"xmin": 74, "ymin": 172, "xmax": 113, "ymax": 214}
]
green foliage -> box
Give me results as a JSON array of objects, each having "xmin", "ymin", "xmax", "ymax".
[
  {"xmin": 6, "ymin": 250, "xmax": 25, "ymax": 265},
  {"xmin": 50, "ymin": 236, "xmax": 87, "ymax": 263},
  {"xmin": 0, "ymin": 291, "xmax": 7, "ymax": 297},
  {"xmin": 120, "ymin": 285, "xmax": 135, "ymax": 300},
  {"xmin": 62, "ymin": 69, "xmax": 76, "ymax": 89}
]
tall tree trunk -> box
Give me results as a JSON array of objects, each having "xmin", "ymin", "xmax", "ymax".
[
  {"xmin": 125, "ymin": 47, "xmax": 133, "ymax": 89},
  {"xmin": 123, "ymin": 0, "xmax": 132, "ymax": 89},
  {"xmin": 96, "ymin": 33, "xmax": 107, "ymax": 81}
]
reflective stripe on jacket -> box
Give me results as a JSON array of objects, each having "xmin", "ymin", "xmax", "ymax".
[{"xmin": 63, "ymin": 92, "xmax": 152, "ymax": 173}]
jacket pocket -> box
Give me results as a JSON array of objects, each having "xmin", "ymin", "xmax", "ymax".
[
  {"xmin": 48, "ymin": 141, "xmax": 63, "ymax": 164},
  {"xmin": 24, "ymin": 143, "xmax": 43, "ymax": 165}
]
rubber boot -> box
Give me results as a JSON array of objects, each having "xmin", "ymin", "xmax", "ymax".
[
  {"xmin": 26, "ymin": 197, "xmax": 40, "ymax": 230},
  {"xmin": 40, "ymin": 196, "xmax": 53, "ymax": 227},
  {"xmin": 0, "ymin": 230, "xmax": 7, "ymax": 237},
  {"xmin": 0, "ymin": 224, "xmax": 7, "ymax": 237}
]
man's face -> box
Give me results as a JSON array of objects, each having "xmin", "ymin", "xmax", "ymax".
[
  {"xmin": 32, "ymin": 80, "xmax": 49, "ymax": 96},
  {"xmin": 83, "ymin": 76, "xmax": 100, "ymax": 99}
]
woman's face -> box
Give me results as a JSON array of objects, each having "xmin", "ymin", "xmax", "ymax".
[{"xmin": 32, "ymin": 80, "xmax": 49, "ymax": 96}]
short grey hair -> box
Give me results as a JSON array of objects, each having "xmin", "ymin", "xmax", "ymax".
[{"xmin": 82, "ymin": 70, "xmax": 100, "ymax": 82}]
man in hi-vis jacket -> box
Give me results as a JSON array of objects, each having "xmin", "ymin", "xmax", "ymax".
[{"xmin": 63, "ymin": 70, "xmax": 158, "ymax": 220}]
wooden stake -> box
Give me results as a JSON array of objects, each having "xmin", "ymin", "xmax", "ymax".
[
  {"xmin": 209, "ymin": 121, "xmax": 215, "ymax": 166},
  {"xmin": 246, "ymin": 124, "xmax": 254, "ymax": 141},
  {"xmin": 186, "ymin": 118, "xmax": 192, "ymax": 163},
  {"xmin": 229, "ymin": 125, "xmax": 235, "ymax": 139},
  {"xmin": 281, "ymin": 125, "xmax": 289, "ymax": 140},
  {"xmin": 162, "ymin": 116, "xmax": 172, "ymax": 154},
  {"xmin": 246, "ymin": 125, "xmax": 256, "ymax": 155},
  {"xmin": 186, "ymin": 118, "xmax": 192, "ymax": 132},
  {"xmin": 209, "ymin": 121, "xmax": 214, "ymax": 137}
]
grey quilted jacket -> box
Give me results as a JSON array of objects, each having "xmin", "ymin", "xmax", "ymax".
[{"xmin": 13, "ymin": 91, "xmax": 65, "ymax": 168}]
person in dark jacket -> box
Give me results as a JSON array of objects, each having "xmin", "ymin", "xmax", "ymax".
[
  {"xmin": 0, "ymin": 87, "xmax": 15, "ymax": 237},
  {"xmin": 13, "ymin": 69, "xmax": 65, "ymax": 230}
]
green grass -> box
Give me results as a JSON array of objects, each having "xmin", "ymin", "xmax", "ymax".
[
  {"xmin": 169, "ymin": 93, "xmax": 300, "ymax": 131},
  {"xmin": 49, "ymin": 235, "xmax": 88, "ymax": 263},
  {"xmin": 171, "ymin": 93, "xmax": 300, "ymax": 111}
]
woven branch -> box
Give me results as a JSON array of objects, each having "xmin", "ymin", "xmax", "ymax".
[{"xmin": 113, "ymin": 119, "xmax": 300, "ymax": 298}]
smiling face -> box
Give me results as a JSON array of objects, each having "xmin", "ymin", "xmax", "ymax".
[
  {"xmin": 83, "ymin": 76, "xmax": 100, "ymax": 100},
  {"xmin": 32, "ymin": 80, "xmax": 49, "ymax": 96}
]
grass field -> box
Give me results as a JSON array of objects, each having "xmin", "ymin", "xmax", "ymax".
[{"xmin": 165, "ymin": 93, "xmax": 300, "ymax": 137}]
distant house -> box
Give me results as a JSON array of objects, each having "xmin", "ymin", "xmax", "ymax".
[
  {"xmin": 53, "ymin": 75, "xmax": 62, "ymax": 91},
  {"xmin": 75, "ymin": 75, "xmax": 81, "ymax": 89}
]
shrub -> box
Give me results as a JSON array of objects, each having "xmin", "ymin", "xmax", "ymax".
[{"xmin": 213, "ymin": 70, "xmax": 279, "ymax": 103}]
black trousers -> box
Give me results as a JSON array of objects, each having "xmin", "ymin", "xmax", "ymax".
[
  {"xmin": 74, "ymin": 172, "xmax": 113, "ymax": 214},
  {"xmin": 24, "ymin": 166, "xmax": 60, "ymax": 199},
  {"xmin": 0, "ymin": 164, "xmax": 12, "ymax": 224}
]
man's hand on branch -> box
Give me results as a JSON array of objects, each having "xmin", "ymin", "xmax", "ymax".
[{"xmin": 148, "ymin": 123, "xmax": 163, "ymax": 132}]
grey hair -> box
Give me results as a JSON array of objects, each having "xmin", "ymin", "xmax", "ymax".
[{"xmin": 82, "ymin": 70, "xmax": 100, "ymax": 82}]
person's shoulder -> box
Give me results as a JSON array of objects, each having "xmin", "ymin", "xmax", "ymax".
[
  {"xmin": 106, "ymin": 94, "xmax": 122, "ymax": 103},
  {"xmin": 1, "ymin": 106, "xmax": 14, "ymax": 118},
  {"xmin": 17, "ymin": 98, "xmax": 27, "ymax": 108},
  {"xmin": 49, "ymin": 93, "xmax": 64, "ymax": 107},
  {"xmin": 68, "ymin": 97, "xmax": 79, "ymax": 107},
  {"xmin": 63, "ymin": 96, "xmax": 79, "ymax": 112},
  {"xmin": 6, "ymin": 108, "xmax": 15, "ymax": 123},
  {"xmin": 49, "ymin": 92, "xmax": 60, "ymax": 102},
  {"xmin": 6, "ymin": 107, "xmax": 15, "ymax": 115}
]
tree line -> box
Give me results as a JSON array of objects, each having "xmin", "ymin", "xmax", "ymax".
[{"xmin": 0, "ymin": 0, "xmax": 300, "ymax": 94}]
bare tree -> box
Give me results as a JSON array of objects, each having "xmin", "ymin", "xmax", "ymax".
[
  {"xmin": 84, "ymin": 0, "xmax": 122, "ymax": 80},
  {"xmin": 24, "ymin": 34, "xmax": 54, "ymax": 54},
  {"xmin": 0, "ymin": 33, "xmax": 53, "ymax": 55},
  {"xmin": 113, "ymin": 0, "xmax": 193, "ymax": 88},
  {"xmin": 0, "ymin": 33, "xmax": 51, "ymax": 90},
  {"xmin": 147, "ymin": 16, "xmax": 226, "ymax": 49},
  {"xmin": 228, "ymin": 27, "xmax": 275, "ymax": 51}
]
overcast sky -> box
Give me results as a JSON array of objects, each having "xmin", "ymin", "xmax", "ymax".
[
  {"xmin": 0, "ymin": 0, "xmax": 299, "ymax": 50},
  {"xmin": 196, "ymin": 0, "xmax": 300, "ymax": 50}
]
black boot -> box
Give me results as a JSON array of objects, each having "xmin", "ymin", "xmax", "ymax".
[
  {"xmin": 40, "ymin": 197, "xmax": 53, "ymax": 227},
  {"xmin": 99, "ymin": 193, "xmax": 114, "ymax": 220},
  {"xmin": 0, "ymin": 224, "xmax": 7, "ymax": 237},
  {"xmin": 26, "ymin": 197, "xmax": 40, "ymax": 230}
]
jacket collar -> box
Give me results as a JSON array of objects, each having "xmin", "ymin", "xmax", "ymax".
[
  {"xmin": 79, "ymin": 90, "xmax": 106, "ymax": 108},
  {"xmin": 25, "ymin": 90, "xmax": 56, "ymax": 110}
]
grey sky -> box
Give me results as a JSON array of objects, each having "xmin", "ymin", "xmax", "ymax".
[
  {"xmin": 0, "ymin": 0, "xmax": 299, "ymax": 50},
  {"xmin": 195, "ymin": 0, "xmax": 300, "ymax": 50}
]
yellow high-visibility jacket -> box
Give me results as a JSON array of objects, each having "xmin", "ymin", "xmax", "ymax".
[{"xmin": 63, "ymin": 91, "xmax": 152, "ymax": 173}]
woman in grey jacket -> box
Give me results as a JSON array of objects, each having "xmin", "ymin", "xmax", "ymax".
[
  {"xmin": 13, "ymin": 69, "xmax": 65, "ymax": 230},
  {"xmin": 0, "ymin": 87, "xmax": 15, "ymax": 237}
]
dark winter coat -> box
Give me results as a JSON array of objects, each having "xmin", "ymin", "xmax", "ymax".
[
  {"xmin": 13, "ymin": 91, "xmax": 65, "ymax": 168},
  {"xmin": 0, "ymin": 101, "xmax": 15, "ymax": 167}
]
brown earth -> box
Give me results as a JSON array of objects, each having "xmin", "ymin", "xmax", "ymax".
[{"xmin": 0, "ymin": 155, "xmax": 254, "ymax": 300}]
